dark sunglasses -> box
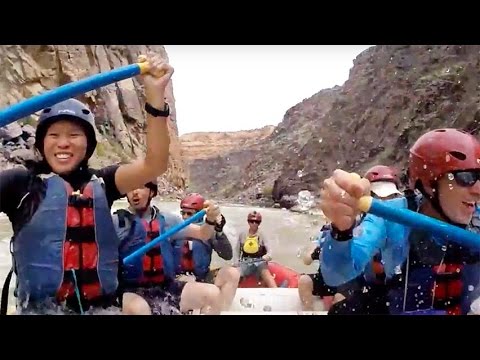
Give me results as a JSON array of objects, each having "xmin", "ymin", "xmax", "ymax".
[
  {"xmin": 248, "ymin": 220, "xmax": 261, "ymax": 224},
  {"xmin": 450, "ymin": 171, "xmax": 480, "ymax": 187},
  {"xmin": 181, "ymin": 209, "xmax": 196, "ymax": 216}
]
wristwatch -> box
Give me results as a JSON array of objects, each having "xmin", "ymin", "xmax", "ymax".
[
  {"xmin": 205, "ymin": 218, "xmax": 216, "ymax": 226},
  {"xmin": 145, "ymin": 102, "xmax": 170, "ymax": 117}
]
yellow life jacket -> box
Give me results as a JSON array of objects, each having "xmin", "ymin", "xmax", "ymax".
[{"xmin": 243, "ymin": 234, "xmax": 260, "ymax": 254}]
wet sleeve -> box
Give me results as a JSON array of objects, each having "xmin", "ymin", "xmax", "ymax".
[
  {"xmin": 211, "ymin": 232, "xmax": 233, "ymax": 260},
  {"xmin": 95, "ymin": 165, "xmax": 122, "ymax": 206},
  {"xmin": 311, "ymin": 246, "xmax": 321, "ymax": 261},
  {"xmin": 233, "ymin": 231, "xmax": 243, "ymax": 263},
  {"xmin": 0, "ymin": 168, "xmax": 29, "ymax": 216},
  {"xmin": 163, "ymin": 212, "xmax": 189, "ymax": 240},
  {"xmin": 320, "ymin": 213, "xmax": 387, "ymax": 287}
]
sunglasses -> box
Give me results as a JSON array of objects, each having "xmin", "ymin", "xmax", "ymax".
[
  {"xmin": 248, "ymin": 220, "xmax": 261, "ymax": 225},
  {"xmin": 180, "ymin": 209, "xmax": 196, "ymax": 216},
  {"xmin": 450, "ymin": 171, "xmax": 480, "ymax": 187}
]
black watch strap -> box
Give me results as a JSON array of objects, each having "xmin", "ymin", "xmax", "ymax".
[
  {"xmin": 205, "ymin": 218, "xmax": 216, "ymax": 226},
  {"xmin": 145, "ymin": 102, "xmax": 170, "ymax": 117},
  {"xmin": 331, "ymin": 224, "xmax": 354, "ymax": 242}
]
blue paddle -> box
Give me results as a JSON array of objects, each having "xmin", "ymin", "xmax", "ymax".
[
  {"xmin": 0, "ymin": 60, "xmax": 160, "ymax": 127},
  {"xmin": 122, "ymin": 209, "xmax": 207, "ymax": 265},
  {"xmin": 358, "ymin": 195, "xmax": 480, "ymax": 250}
]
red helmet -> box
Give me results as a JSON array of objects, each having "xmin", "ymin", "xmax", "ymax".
[
  {"xmin": 408, "ymin": 128, "xmax": 480, "ymax": 191},
  {"xmin": 180, "ymin": 193, "xmax": 205, "ymax": 211},
  {"xmin": 247, "ymin": 211, "xmax": 262, "ymax": 222},
  {"xmin": 364, "ymin": 165, "xmax": 400, "ymax": 185}
]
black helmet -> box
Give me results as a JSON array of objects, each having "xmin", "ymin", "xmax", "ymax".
[
  {"xmin": 145, "ymin": 180, "xmax": 158, "ymax": 197},
  {"xmin": 35, "ymin": 98, "xmax": 97, "ymax": 160}
]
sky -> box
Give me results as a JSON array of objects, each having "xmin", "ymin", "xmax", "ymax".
[{"xmin": 164, "ymin": 45, "xmax": 373, "ymax": 135}]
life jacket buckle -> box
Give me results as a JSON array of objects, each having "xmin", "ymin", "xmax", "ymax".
[{"xmin": 68, "ymin": 194, "xmax": 93, "ymax": 208}]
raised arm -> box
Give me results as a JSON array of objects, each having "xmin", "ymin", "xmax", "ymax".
[
  {"xmin": 180, "ymin": 201, "xmax": 221, "ymax": 241},
  {"xmin": 115, "ymin": 54, "xmax": 174, "ymax": 195}
]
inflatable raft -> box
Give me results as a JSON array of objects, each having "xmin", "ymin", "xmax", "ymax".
[
  {"xmin": 219, "ymin": 287, "xmax": 327, "ymax": 315},
  {"xmin": 220, "ymin": 261, "xmax": 326, "ymax": 315},
  {"xmin": 238, "ymin": 261, "xmax": 300, "ymax": 288}
]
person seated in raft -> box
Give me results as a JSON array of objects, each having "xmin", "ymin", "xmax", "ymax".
[
  {"xmin": 0, "ymin": 54, "xmax": 173, "ymax": 315},
  {"xmin": 113, "ymin": 182, "xmax": 234, "ymax": 315},
  {"xmin": 298, "ymin": 165, "xmax": 405, "ymax": 314},
  {"xmin": 327, "ymin": 165, "xmax": 405, "ymax": 315},
  {"xmin": 172, "ymin": 192, "xmax": 240, "ymax": 312},
  {"xmin": 320, "ymin": 129, "xmax": 480, "ymax": 315},
  {"xmin": 297, "ymin": 225, "xmax": 336, "ymax": 311},
  {"xmin": 233, "ymin": 211, "xmax": 277, "ymax": 288}
]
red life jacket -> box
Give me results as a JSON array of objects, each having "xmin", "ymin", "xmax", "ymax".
[
  {"xmin": 432, "ymin": 263, "xmax": 464, "ymax": 315},
  {"xmin": 372, "ymin": 253, "xmax": 386, "ymax": 284},
  {"xmin": 180, "ymin": 241, "xmax": 195, "ymax": 273},
  {"xmin": 139, "ymin": 217, "xmax": 165, "ymax": 285},
  {"xmin": 56, "ymin": 182, "xmax": 103, "ymax": 302}
]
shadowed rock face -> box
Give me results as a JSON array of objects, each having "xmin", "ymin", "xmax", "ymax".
[
  {"xmin": 183, "ymin": 45, "xmax": 480, "ymax": 208},
  {"xmin": 0, "ymin": 45, "xmax": 186, "ymax": 194}
]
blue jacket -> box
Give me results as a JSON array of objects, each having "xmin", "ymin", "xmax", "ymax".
[
  {"xmin": 321, "ymin": 196, "xmax": 480, "ymax": 314},
  {"xmin": 173, "ymin": 220, "xmax": 213, "ymax": 281},
  {"xmin": 317, "ymin": 215, "xmax": 379, "ymax": 281}
]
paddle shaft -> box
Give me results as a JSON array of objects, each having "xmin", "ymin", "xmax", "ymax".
[
  {"xmin": 123, "ymin": 209, "xmax": 207, "ymax": 265},
  {"xmin": 358, "ymin": 196, "xmax": 480, "ymax": 250},
  {"xmin": 0, "ymin": 62, "xmax": 153, "ymax": 128}
]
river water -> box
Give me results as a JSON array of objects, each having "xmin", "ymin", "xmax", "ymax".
[{"xmin": 0, "ymin": 198, "xmax": 325, "ymax": 313}]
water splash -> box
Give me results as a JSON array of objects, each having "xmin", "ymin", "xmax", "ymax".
[
  {"xmin": 240, "ymin": 297, "xmax": 254, "ymax": 309},
  {"xmin": 297, "ymin": 190, "xmax": 315, "ymax": 211}
]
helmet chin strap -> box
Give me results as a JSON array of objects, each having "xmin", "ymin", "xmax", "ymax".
[
  {"xmin": 129, "ymin": 196, "xmax": 154, "ymax": 215},
  {"xmin": 422, "ymin": 184, "xmax": 467, "ymax": 229}
]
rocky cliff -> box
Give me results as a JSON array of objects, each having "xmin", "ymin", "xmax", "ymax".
[
  {"xmin": 180, "ymin": 125, "xmax": 275, "ymax": 162},
  {"xmin": 0, "ymin": 45, "xmax": 186, "ymax": 196},
  {"xmin": 180, "ymin": 126, "xmax": 275, "ymax": 198},
  {"xmin": 184, "ymin": 45, "xmax": 480, "ymax": 208}
]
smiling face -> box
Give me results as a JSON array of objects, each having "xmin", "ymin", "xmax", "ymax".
[
  {"xmin": 42, "ymin": 119, "xmax": 88, "ymax": 175},
  {"xmin": 437, "ymin": 172, "xmax": 480, "ymax": 225}
]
